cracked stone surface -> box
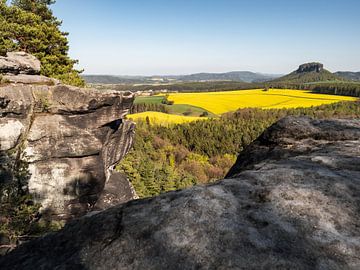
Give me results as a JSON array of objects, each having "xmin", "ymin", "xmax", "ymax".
[{"xmin": 1, "ymin": 117, "xmax": 359, "ymax": 269}]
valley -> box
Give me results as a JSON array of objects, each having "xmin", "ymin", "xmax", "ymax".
[
  {"xmin": 128, "ymin": 89, "xmax": 357, "ymax": 124},
  {"xmin": 1, "ymin": 0, "xmax": 360, "ymax": 267}
]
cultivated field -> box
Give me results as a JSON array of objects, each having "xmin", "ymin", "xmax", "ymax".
[
  {"xmin": 167, "ymin": 89, "xmax": 357, "ymax": 115},
  {"xmin": 128, "ymin": 89, "xmax": 357, "ymax": 125},
  {"xmin": 127, "ymin": 111, "xmax": 204, "ymax": 125}
]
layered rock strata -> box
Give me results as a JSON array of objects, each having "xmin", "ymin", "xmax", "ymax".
[{"xmin": 0, "ymin": 53, "xmax": 137, "ymax": 218}]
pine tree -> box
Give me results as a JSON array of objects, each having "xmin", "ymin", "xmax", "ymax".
[
  {"xmin": 0, "ymin": 0, "xmax": 84, "ymax": 86},
  {"xmin": 11, "ymin": 0, "xmax": 56, "ymax": 22}
]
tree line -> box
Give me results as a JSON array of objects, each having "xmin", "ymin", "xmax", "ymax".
[
  {"xmin": 266, "ymin": 82, "xmax": 360, "ymax": 97},
  {"xmin": 130, "ymin": 103, "xmax": 169, "ymax": 114}
]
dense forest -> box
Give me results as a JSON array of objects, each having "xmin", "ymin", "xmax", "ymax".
[
  {"xmin": 119, "ymin": 101, "xmax": 360, "ymax": 198},
  {"xmin": 130, "ymin": 103, "xmax": 170, "ymax": 114},
  {"xmin": 270, "ymin": 82, "xmax": 360, "ymax": 97}
]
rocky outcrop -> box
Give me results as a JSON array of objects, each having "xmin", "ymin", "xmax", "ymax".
[
  {"xmin": 0, "ymin": 52, "xmax": 58, "ymax": 85},
  {"xmin": 1, "ymin": 116, "xmax": 359, "ymax": 269},
  {"xmin": 0, "ymin": 52, "xmax": 41, "ymax": 75},
  {"xmin": 2, "ymin": 74, "xmax": 60, "ymax": 85},
  {"xmin": 0, "ymin": 58, "xmax": 137, "ymax": 218},
  {"xmin": 297, "ymin": 62, "xmax": 324, "ymax": 73}
]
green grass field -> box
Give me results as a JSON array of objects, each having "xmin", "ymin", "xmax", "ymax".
[
  {"xmin": 134, "ymin": 95, "xmax": 165, "ymax": 104},
  {"xmin": 134, "ymin": 95, "xmax": 216, "ymax": 117}
]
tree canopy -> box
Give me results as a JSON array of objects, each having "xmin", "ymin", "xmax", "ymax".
[
  {"xmin": 11, "ymin": 0, "xmax": 56, "ymax": 22},
  {"xmin": 0, "ymin": 0, "xmax": 84, "ymax": 86}
]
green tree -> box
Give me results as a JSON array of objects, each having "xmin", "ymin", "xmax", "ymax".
[
  {"xmin": 0, "ymin": 0, "xmax": 84, "ymax": 86},
  {"xmin": 11, "ymin": 0, "xmax": 56, "ymax": 22}
]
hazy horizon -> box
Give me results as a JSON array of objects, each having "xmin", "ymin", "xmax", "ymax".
[
  {"xmin": 81, "ymin": 70, "xmax": 284, "ymax": 77},
  {"xmin": 52, "ymin": 0, "xmax": 360, "ymax": 75}
]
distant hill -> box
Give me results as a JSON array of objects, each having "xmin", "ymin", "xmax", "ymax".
[
  {"xmin": 271, "ymin": 62, "xmax": 344, "ymax": 84},
  {"xmin": 83, "ymin": 65, "xmax": 358, "ymax": 86},
  {"xmin": 176, "ymin": 71, "xmax": 281, "ymax": 83},
  {"xmin": 82, "ymin": 71, "xmax": 281, "ymax": 84},
  {"xmin": 81, "ymin": 75, "xmax": 146, "ymax": 84},
  {"xmin": 335, "ymin": 71, "xmax": 360, "ymax": 81}
]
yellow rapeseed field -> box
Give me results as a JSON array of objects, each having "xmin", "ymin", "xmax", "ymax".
[
  {"xmin": 167, "ymin": 89, "xmax": 357, "ymax": 115},
  {"xmin": 127, "ymin": 111, "xmax": 205, "ymax": 126}
]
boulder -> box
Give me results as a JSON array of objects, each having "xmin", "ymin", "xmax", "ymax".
[
  {"xmin": 0, "ymin": 83, "xmax": 137, "ymax": 219},
  {"xmin": 0, "ymin": 52, "xmax": 41, "ymax": 75},
  {"xmin": 94, "ymin": 172, "xmax": 138, "ymax": 211},
  {"xmin": 1, "ymin": 117, "xmax": 360, "ymax": 269}
]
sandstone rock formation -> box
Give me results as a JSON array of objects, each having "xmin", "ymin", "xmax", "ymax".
[
  {"xmin": 0, "ymin": 55, "xmax": 137, "ymax": 218},
  {"xmin": 0, "ymin": 52, "xmax": 59, "ymax": 85},
  {"xmin": 1, "ymin": 116, "xmax": 359, "ymax": 269},
  {"xmin": 0, "ymin": 52, "xmax": 41, "ymax": 75},
  {"xmin": 297, "ymin": 62, "xmax": 324, "ymax": 73}
]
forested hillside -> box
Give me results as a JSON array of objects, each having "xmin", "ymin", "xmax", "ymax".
[
  {"xmin": 335, "ymin": 71, "xmax": 360, "ymax": 81},
  {"xmin": 87, "ymin": 63, "xmax": 360, "ymax": 98},
  {"xmin": 271, "ymin": 62, "xmax": 343, "ymax": 84},
  {"xmin": 119, "ymin": 101, "xmax": 360, "ymax": 198},
  {"xmin": 268, "ymin": 82, "xmax": 360, "ymax": 97}
]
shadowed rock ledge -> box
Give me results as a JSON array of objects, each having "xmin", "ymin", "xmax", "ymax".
[
  {"xmin": 0, "ymin": 53, "xmax": 137, "ymax": 219},
  {"xmin": 1, "ymin": 116, "xmax": 359, "ymax": 269}
]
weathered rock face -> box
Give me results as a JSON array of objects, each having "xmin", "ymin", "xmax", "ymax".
[
  {"xmin": 297, "ymin": 62, "xmax": 324, "ymax": 73},
  {"xmin": 0, "ymin": 82, "xmax": 137, "ymax": 218},
  {"xmin": 2, "ymin": 74, "xmax": 59, "ymax": 85},
  {"xmin": 0, "ymin": 52, "xmax": 41, "ymax": 75},
  {"xmin": 1, "ymin": 116, "xmax": 360, "ymax": 269}
]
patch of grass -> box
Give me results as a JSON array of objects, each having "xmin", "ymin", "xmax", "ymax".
[
  {"xmin": 134, "ymin": 95, "xmax": 216, "ymax": 117},
  {"xmin": 167, "ymin": 104, "xmax": 217, "ymax": 117},
  {"xmin": 134, "ymin": 95, "xmax": 165, "ymax": 104}
]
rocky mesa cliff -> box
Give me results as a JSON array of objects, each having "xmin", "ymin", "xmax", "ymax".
[
  {"xmin": 0, "ymin": 52, "xmax": 137, "ymax": 219},
  {"xmin": 1, "ymin": 116, "xmax": 359, "ymax": 269}
]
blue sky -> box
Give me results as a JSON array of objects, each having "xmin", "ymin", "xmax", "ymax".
[{"xmin": 51, "ymin": 0, "xmax": 360, "ymax": 75}]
